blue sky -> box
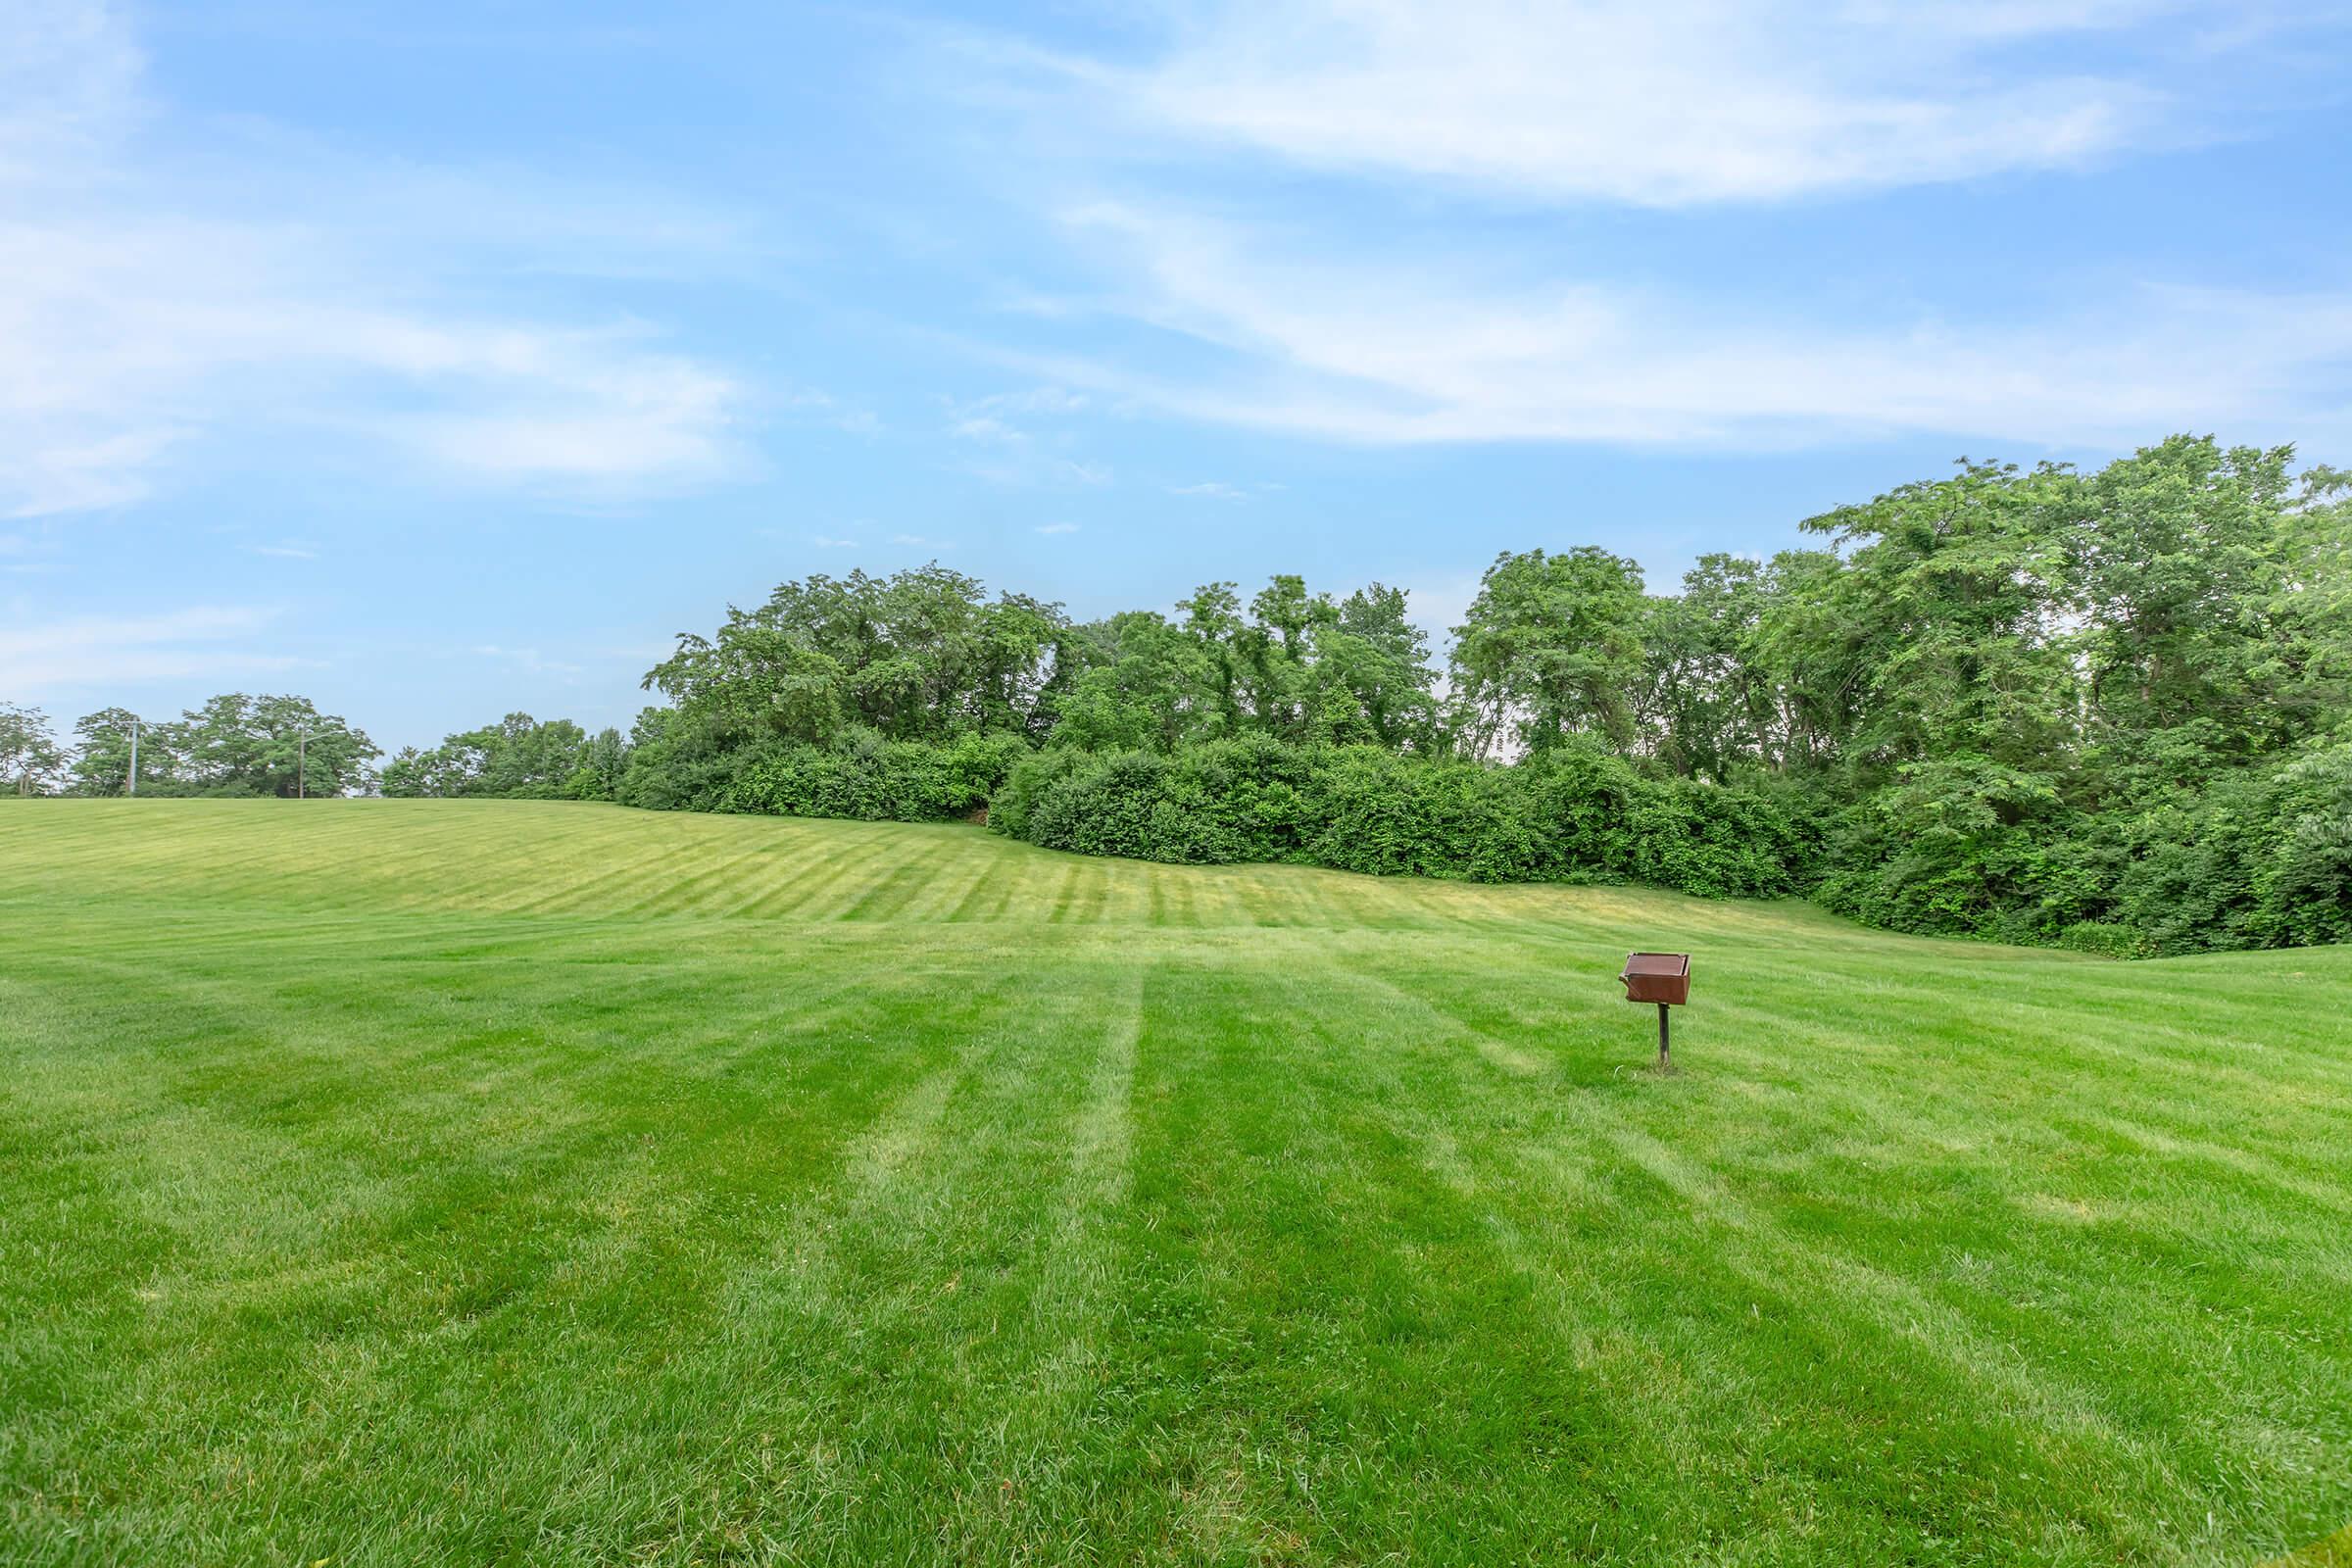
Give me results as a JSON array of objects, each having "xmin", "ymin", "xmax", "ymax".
[{"xmin": 6, "ymin": 0, "xmax": 2351, "ymax": 752}]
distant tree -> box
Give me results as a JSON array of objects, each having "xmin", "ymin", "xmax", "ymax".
[
  {"xmin": 1040, "ymin": 578, "xmax": 1440, "ymax": 754},
  {"xmin": 67, "ymin": 708, "xmax": 155, "ymax": 796},
  {"xmin": 1176, "ymin": 582, "xmax": 1248, "ymax": 741},
  {"xmin": 1050, "ymin": 612, "xmax": 1206, "ymax": 752},
  {"xmin": 382, "ymin": 712, "xmax": 600, "ymax": 799},
  {"xmin": 1796, "ymin": 459, "xmax": 2074, "ymax": 785},
  {"xmin": 2062, "ymin": 437, "xmax": 2349, "ymax": 792},
  {"xmin": 1634, "ymin": 557, "xmax": 1769, "ymax": 781},
  {"xmin": 1, "ymin": 703, "xmax": 68, "ymax": 796},
  {"xmin": 565, "ymin": 726, "xmax": 629, "ymax": 800},
  {"xmin": 1448, "ymin": 547, "xmax": 1647, "ymax": 759},
  {"xmin": 643, "ymin": 564, "xmax": 1073, "ymax": 753},
  {"xmin": 168, "ymin": 694, "xmax": 379, "ymax": 797},
  {"xmin": 1306, "ymin": 583, "xmax": 1440, "ymax": 750}
]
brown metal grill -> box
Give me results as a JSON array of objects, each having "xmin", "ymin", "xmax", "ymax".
[
  {"xmin": 1620, "ymin": 952, "xmax": 1690, "ymax": 1006},
  {"xmin": 1620, "ymin": 953, "xmax": 1691, "ymax": 1067}
]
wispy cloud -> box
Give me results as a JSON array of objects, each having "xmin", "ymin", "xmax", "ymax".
[
  {"xmin": 1030, "ymin": 0, "xmax": 2214, "ymax": 209},
  {"xmin": 941, "ymin": 387, "xmax": 1111, "ymax": 487},
  {"xmin": 470, "ymin": 644, "xmax": 583, "ymax": 677},
  {"xmin": 0, "ymin": 604, "xmax": 296, "ymax": 692},
  {"xmin": 245, "ymin": 541, "xmax": 319, "ymax": 561},
  {"xmin": 1, "ymin": 2, "xmax": 761, "ymax": 517},
  {"xmin": 1035, "ymin": 520, "xmax": 1081, "ymax": 534},
  {"xmin": 1169, "ymin": 481, "xmax": 1249, "ymax": 502},
  {"xmin": 1041, "ymin": 205, "xmax": 2352, "ymax": 451},
  {"xmin": 903, "ymin": 2, "xmax": 2352, "ymax": 457}
]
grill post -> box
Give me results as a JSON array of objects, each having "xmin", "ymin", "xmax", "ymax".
[{"xmin": 1621, "ymin": 954, "xmax": 1690, "ymax": 1070}]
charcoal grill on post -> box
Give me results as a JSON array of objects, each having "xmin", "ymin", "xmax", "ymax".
[{"xmin": 1620, "ymin": 953, "xmax": 1691, "ymax": 1069}]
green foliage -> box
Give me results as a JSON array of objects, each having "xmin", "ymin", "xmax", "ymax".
[
  {"xmin": 172, "ymin": 694, "xmax": 379, "ymax": 798},
  {"xmin": 1449, "ymin": 546, "xmax": 1647, "ymax": 757},
  {"xmin": 993, "ymin": 738, "xmax": 1811, "ymax": 899},
  {"xmin": 721, "ymin": 730, "xmax": 1028, "ymax": 823},
  {"xmin": 304, "ymin": 429, "xmax": 2352, "ymax": 956},
  {"xmin": 0, "ymin": 703, "xmax": 69, "ymax": 796},
  {"xmin": 382, "ymin": 713, "xmax": 614, "ymax": 800},
  {"xmin": 64, "ymin": 708, "xmax": 145, "ymax": 796},
  {"xmin": 2106, "ymin": 742, "xmax": 2352, "ymax": 954},
  {"xmin": 44, "ymin": 694, "xmax": 379, "ymax": 798},
  {"xmin": 1797, "ymin": 460, "xmax": 2076, "ymax": 782},
  {"xmin": 643, "ymin": 564, "xmax": 1074, "ymax": 751}
]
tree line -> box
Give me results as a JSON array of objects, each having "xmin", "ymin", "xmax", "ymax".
[
  {"xmin": 614, "ymin": 432, "xmax": 2352, "ymax": 953},
  {"xmin": 9, "ymin": 433, "xmax": 2348, "ymax": 954},
  {"xmin": 0, "ymin": 697, "xmax": 626, "ymax": 803},
  {"xmin": 2, "ymin": 694, "xmax": 378, "ymax": 799}
]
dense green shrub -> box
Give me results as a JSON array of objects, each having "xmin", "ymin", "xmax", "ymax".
[
  {"xmin": 2107, "ymin": 742, "xmax": 2352, "ymax": 953},
  {"xmin": 1808, "ymin": 741, "xmax": 2352, "ymax": 953},
  {"xmin": 990, "ymin": 739, "xmax": 1814, "ymax": 900},
  {"xmin": 720, "ymin": 730, "xmax": 1028, "ymax": 823}
]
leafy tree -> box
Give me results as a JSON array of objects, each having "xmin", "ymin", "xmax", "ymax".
[
  {"xmin": 1175, "ymin": 582, "xmax": 1248, "ymax": 741},
  {"xmin": 1310, "ymin": 584, "xmax": 1441, "ymax": 751},
  {"xmin": 67, "ymin": 708, "xmax": 157, "ymax": 796},
  {"xmin": 383, "ymin": 713, "xmax": 597, "ymax": 799},
  {"xmin": 167, "ymin": 694, "xmax": 379, "ymax": 797},
  {"xmin": 1051, "ymin": 612, "xmax": 1208, "ymax": 752},
  {"xmin": 566, "ymin": 726, "xmax": 629, "ymax": 801},
  {"xmin": 2065, "ymin": 436, "xmax": 2345, "ymax": 792},
  {"xmin": 1, "ymin": 703, "xmax": 68, "ymax": 796},
  {"xmin": 1796, "ymin": 459, "xmax": 2074, "ymax": 784},
  {"xmin": 643, "ymin": 565, "xmax": 1072, "ymax": 753},
  {"xmin": 1449, "ymin": 547, "xmax": 1647, "ymax": 758},
  {"xmin": 1633, "ymin": 555, "xmax": 1786, "ymax": 782}
]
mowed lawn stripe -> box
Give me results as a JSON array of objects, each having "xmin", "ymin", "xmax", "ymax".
[{"xmin": 2, "ymin": 799, "xmax": 2348, "ymax": 1565}]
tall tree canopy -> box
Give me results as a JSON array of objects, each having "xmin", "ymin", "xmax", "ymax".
[
  {"xmin": 67, "ymin": 708, "xmax": 147, "ymax": 796},
  {"xmin": 168, "ymin": 694, "xmax": 379, "ymax": 798},
  {"xmin": 383, "ymin": 713, "xmax": 619, "ymax": 800},
  {"xmin": 1, "ymin": 704, "xmax": 68, "ymax": 796},
  {"xmin": 14, "ymin": 431, "xmax": 2346, "ymax": 955},
  {"xmin": 643, "ymin": 565, "xmax": 1074, "ymax": 749},
  {"xmin": 1448, "ymin": 546, "xmax": 1648, "ymax": 758}
]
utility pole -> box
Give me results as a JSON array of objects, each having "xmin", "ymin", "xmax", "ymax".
[
  {"xmin": 126, "ymin": 717, "xmax": 139, "ymax": 797},
  {"xmin": 297, "ymin": 728, "xmax": 309, "ymax": 800}
]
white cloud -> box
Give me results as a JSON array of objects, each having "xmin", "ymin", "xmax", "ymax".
[
  {"xmin": 943, "ymin": 386, "xmax": 1093, "ymax": 447},
  {"xmin": 1046, "ymin": 206, "xmax": 2352, "ymax": 450},
  {"xmin": 941, "ymin": 388, "xmax": 1112, "ymax": 487},
  {"xmin": 0, "ymin": 3, "xmax": 759, "ymax": 516},
  {"xmin": 0, "ymin": 605, "xmax": 297, "ymax": 692},
  {"xmin": 949, "ymin": 415, "xmax": 1025, "ymax": 445},
  {"xmin": 245, "ymin": 542, "xmax": 319, "ymax": 561},
  {"xmin": 1068, "ymin": 0, "xmax": 2185, "ymax": 208},
  {"xmin": 1170, "ymin": 481, "xmax": 1248, "ymax": 501},
  {"xmin": 470, "ymin": 645, "xmax": 583, "ymax": 678},
  {"xmin": 1035, "ymin": 520, "xmax": 1081, "ymax": 534}
]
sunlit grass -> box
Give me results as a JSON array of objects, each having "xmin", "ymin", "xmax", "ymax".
[{"xmin": 2, "ymin": 800, "xmax": 2347, "ymax": 1565}]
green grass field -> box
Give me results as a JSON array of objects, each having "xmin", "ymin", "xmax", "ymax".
[{"xmin": 3, "ymin": 801, "xmax": 2348, "ymax": 1566}]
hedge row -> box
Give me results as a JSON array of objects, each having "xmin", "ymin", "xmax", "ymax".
[
  {"xmin": 988, "ymin": 736, "xmax": 1818, "ymax": 899},
  {"xmin": 620, "ymin": 729, "xmax": 1028, "ymax": 822},
  {"xmin": 615, "ymin": 723, "xmax": 2352, "ymax": 951},
  {"xmin": 1814, "ymin": 741, "xmax": 2352, "ymax": 955}
]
